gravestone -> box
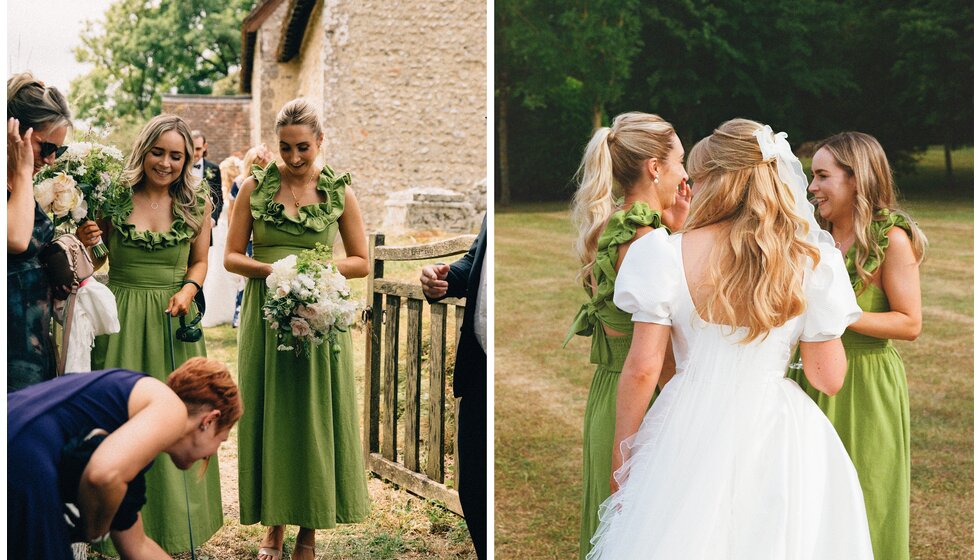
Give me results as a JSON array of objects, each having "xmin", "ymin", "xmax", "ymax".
[{"xmin": 384, "ymin": 187, "xmax": 477, "ymax": 233}]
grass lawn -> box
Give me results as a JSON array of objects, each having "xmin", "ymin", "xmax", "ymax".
[
  {"xmin": 90, "ymin": 231, "xmax": 477, "ymax": 560},
  {"xmin": 494, "ymin": 146, "xmax": 973, "ymax": 559}
]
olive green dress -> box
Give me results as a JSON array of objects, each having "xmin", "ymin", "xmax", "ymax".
[
  {"xmin": 564, "ymin": 203, "xmax": 664, "ymax": 560},
  {"xmin": 91, "ymin": 189, "xmax": 223, "ymax": 553},
  {"xmin": 789, "ymin": 210, "xmax": 914, "ymax": 560},
  {"xmin": 237, "ymin": 163, "xmax": 371, "ymax": 528}
]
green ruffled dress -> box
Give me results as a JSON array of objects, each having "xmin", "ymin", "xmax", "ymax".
[
  {"xmin": 789, "ymin": 209, "xmax": 914, "ymax": 560},
  {"xmin": 237, "ymin": 163, "xmax": 370, "ymax": 528},
  {"xmin": 564, "ymin": 203, "xmax": 665, "ymax": 560},
  {"xmin": 91, "ymin": 189, "xmax": 223, "ymax": 553}
]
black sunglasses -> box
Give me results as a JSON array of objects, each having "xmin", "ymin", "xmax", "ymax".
[{"xmin": 40, "ymin": 141, "xmax": 68, "ymax": 159}]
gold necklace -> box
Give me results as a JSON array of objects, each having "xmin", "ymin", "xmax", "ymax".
[{"xmin": 286, "ymin": 167, "xmax": 319, "ymax": 208}]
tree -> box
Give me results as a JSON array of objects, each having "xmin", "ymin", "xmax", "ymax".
[
  {"xmin": 887, "ymin": 0, "xmax": 973, "ymax": 189},
  {"xmin": 70, "ymin": 0, "xmax": 252, "ymax": 126}
]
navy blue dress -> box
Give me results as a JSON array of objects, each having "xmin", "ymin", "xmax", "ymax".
[
  {"xmin": 7, "ymin": 200, "xmax": 56, "ymax": 391},
  {"xmin": 8, "ymin": 369, "xmax": 148, "ymax": 559}
]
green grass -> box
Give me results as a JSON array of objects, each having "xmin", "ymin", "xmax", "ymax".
[{"xmin": 494, "ymin": 146, "xmax": 974, "ymax": 559}]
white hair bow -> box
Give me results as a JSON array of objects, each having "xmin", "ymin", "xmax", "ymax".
[
  {"xmin": 753, "ymin": 125, "xmax": 792, "ymax": 163},
  {"xmin": 752, "ymin": 124, "xmax": 836, "ymax": 253}
]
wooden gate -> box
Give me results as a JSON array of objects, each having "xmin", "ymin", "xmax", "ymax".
[{"xmin": 362, "ymin": 233, "xmax": 476, "ymax": 515}]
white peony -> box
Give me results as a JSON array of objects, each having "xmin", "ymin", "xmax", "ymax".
[{"xmin": 266, "ymin": 254, "xmax": 298, "ymax": 289}]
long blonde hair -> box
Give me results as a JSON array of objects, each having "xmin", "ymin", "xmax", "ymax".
[
  {"xmin": 571, "ymin": 112, "xmax": 675, "ymax": 286},
  {"xmin": 685, "ymin": 118, "xmax": 820, "ymax": 342},
  {"xmin": 122, "ymin": 114, "xmax": 206, "ymax": 234},
  {"xmin": 815, "ymin": 132, "xmax": 927, "ymax": 290}
]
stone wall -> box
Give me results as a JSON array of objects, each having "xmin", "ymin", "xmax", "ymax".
[
  {"xmin": 161, "ymin": 94, "xmax": 252, "ymax": 163},
  {"xmin": 250, "ymin": 0, "xmax": 487, "ymax": 231}
]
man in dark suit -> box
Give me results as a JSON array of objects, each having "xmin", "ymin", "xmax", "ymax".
[
  {"xmin": 420, "ymin": 215, "xmax": 487, "ymax": 559},
  {"xmin": 190, "ymin": 130, "xmax": 222, "ymax": 245}
]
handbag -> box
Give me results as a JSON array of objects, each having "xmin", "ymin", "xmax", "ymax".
[
  {"xmin": 41, "ymin": 233, "xmax": 95, "ymax": 290},
  {"xmin": 41, "ymin": 234, "xmax": 96, "ymax": 376}
]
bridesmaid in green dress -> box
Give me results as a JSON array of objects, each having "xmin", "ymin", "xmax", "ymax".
[
  {"xmin": 564, "ymin": 112, "xmax": 691, "ymax": 559},
  {"xmin": 80, "ymin": 114, "xmax": 221, "ymax": 553},
  {"xmin": 790, "ymin": 132, "xmax": 926, "ymax": 560},
  {"xmin": 225, "ymin": 98, "xmax": 371, "ymax": 560}
]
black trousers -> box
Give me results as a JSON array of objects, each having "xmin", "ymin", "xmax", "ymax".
[{"xmin": 457, "ymin": 390, "xmax": 487, "ymax": 559}]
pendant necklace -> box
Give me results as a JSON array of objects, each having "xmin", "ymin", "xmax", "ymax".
[{"xmin": 287, "ymin": 167, "xmax": 319, "ymax": 208}]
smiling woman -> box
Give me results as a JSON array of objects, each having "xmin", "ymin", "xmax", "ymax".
[{"xmin": 76, "ymin": 113, "xmax": 224, "ymax": 555}]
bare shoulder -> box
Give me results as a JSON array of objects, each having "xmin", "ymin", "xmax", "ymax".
[{"xmin": 128, "ymin": 377, "xmax": 182, "ymax": 417}]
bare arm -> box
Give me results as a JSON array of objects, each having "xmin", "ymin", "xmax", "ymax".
[
  {"xmin": 847, "ymin": 227, "xmax": 922, "ymax": 341},
  {"xmin": 76, "ymin": 377, "xmax": 187, "ymax": 541},
  {"xmin": 610, "ymin": 322, "xmax": 671, "ymax": 492},
  {"xmin": 224, "ymin": 178, "xmax": 272, "ymax": 279},
  {"xmin": 334, "ymin": 187, "xmax": 369, "ymax": 278},
  {"xmin": 800, "ymin": 338, "xmax": 847, "ymax": 396},
  {"xmin": 7, "ymin": 119, "xmax": 35, "ymax": 254},
  {"xmin": 111, "ymin": 514, "xmax": 172, "ymax": 559}
]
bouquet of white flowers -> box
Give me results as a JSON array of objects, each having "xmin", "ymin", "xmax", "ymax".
[
  {"xmin": 33, "ymin": 138, "xmax": 125, "ymax": 258},
  {"xmin": 262, "ymin": 244, "xmax": 360, "ymax": 356}
]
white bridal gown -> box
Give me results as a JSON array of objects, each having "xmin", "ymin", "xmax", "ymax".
[
  {"xmin": 587, "ymin": 229, "xmax": 874, "ymax": 560},
  {"xmin": 202, "ymin": 203, "xmax": 241, "ymax": 327}
]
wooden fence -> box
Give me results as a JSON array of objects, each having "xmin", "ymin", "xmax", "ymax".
[{"xmin": 362, "ymin": 233, "xmax": 476, "ymax": 515}]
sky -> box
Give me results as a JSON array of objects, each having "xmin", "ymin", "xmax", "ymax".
[{"xmin": 7, "ymin": 0, "xmax": 117, "ymax": 94}]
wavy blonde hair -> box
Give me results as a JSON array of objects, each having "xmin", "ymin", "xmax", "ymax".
[
  {"xmin": 815, "ymin": 132, "xmax": 927, "ymax": 291},
  {"xmin": 122, "ymin": 114, "xmax": 206, "ymax": 234},
  {"xmin": 571, "ymin": 112, "xmax": 675, "ymax": 287},
  {"xmin": 685, "ymin": 118, "xmax": 819, "ymax": 342}
]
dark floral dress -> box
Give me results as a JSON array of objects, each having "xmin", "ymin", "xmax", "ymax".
[{"xmin": 7, "ymin": 200, "xmax": 56, "ymax": 391}]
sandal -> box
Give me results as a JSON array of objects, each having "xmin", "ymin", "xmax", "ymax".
[
  {"xmin": 257, "ymin": 525, "xmax": 285, "ymax": 560},
  {"xmin": 293, "ymin": 542, "xmax": 315, "ymax": 559},
  {"xmin": 257, "ymin": 548, "xmax": 282, "ymax": 560}
]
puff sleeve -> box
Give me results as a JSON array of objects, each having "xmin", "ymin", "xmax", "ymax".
[
  {"xmin": 801, "ymin": 242, "xmax": 863, "ymax": 342},
  {"xmin": 613, "ymin": 228, "xmax": 681, "ymax": 326}
]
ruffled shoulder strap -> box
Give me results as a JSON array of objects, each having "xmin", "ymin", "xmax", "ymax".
[
  {"xmin": 593, "ymin": 202, "xmax": 664, "ymax": 295},
  {"xmin": 845, "ymin": 208, "xmax": 915, "ymax": 286},
  {"xmin": 250, "ymin": 162, "xmax": 348, "ymax": 235}
]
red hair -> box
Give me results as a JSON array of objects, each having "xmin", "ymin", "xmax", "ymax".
[{"xmin": 166, "ymin": 357, "xmax": 243, "ymax": 430}]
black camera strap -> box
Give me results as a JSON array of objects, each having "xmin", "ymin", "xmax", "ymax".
[{"xmin": 164, "ymin": 311, "xmax": 197, "ymax": 560}]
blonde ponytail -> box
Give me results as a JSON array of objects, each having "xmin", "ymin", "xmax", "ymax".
[
  {"xmin": 571, "ymin": 113, "xmax": 676, "ymax": 287},
  {"xmin": 571, "ymin": 127, "xmax": 616, "ymax": 286}
]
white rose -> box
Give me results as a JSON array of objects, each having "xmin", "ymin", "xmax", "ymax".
[
  {"xmin": 50, "ymin": 173, "xmax": 82, "ymax": 217},
  {"xmin": 70, "ymin": 199, "xmax": 89, "ymax": 222},
  {"xmin": 34, "ymin": 178, "xmax": 57, "ymax": 211},
  {"xmin": 290, "ymin": 317, "xmax": 312, "ymax": 338}
]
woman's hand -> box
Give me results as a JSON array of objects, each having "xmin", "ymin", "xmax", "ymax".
[
  {"xmin": 76, "ymin": 220, "xmax": 104, "ymax": 248},
  {"xmin": 662, "ymin": 182, "xmax": 692, "ymax": 231},
  {"xmin": 166, "ymin": 287, "xmax": 195, "ymax": 317},
  {"xmin": 7, "ymin": 118, "xmax": 34, "ymax": 186}
]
